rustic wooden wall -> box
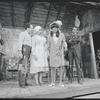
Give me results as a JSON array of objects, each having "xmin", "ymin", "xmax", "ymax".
[
  {"xmin": 81, "ymin": 9, "xmax": 100, "ymax": 33},
  {"xmin": 1, "ymin": 28, "xmax": 24, "ymax": 57}
]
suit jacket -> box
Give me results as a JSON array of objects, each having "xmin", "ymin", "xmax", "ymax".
[{"xmin": 66, "ymin": 34, "xmax": 81, "ymax": 60}]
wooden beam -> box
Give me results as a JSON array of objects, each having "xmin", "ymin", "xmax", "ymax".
[
  {"xmin": 25, "ymin": 1, "xmax": 35, "ymax": 23},
  {"xmin": 44, "ymin": 2, "xmax": 53, "ymax": 28},
  {"xmin": 40, "ymin": 2, "xmax": 49, "ymax": 10},
  {"xmin": 10, "ymin": 2, "xmax": 15, "ymax": 27},
  {"xmin": 66, "ymin": 14, "xmax": 72, "ymax": 31},
  {"xmin": 55, "ymin": 4, "xmax": 62, "ymax": 20}
]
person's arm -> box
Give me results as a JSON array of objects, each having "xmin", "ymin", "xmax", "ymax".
[
  {"xmin": 66, "ymin": 36, "xmax": 75, "ymax": 44},
  {"xmin": 18, "ymin": 32, "xmax": 24, "ymax": 58},
  {"xmin": 46, "ymin": 34, "xmax": 51, "ymax": 54},
  {"xmin": 31, "ymin": 36, "xmax": 36, "ymax": 56},
  {"xmin": 71, "ymin": 35, "xmax": 81, "ymax": 43},
  {"xmin": 62, "ymin": 34, "xmax": 68, "ymax": 51}
]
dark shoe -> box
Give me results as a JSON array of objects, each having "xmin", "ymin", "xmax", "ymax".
[
  {"xmin": 20, "ymin": 85, "xmax": 26, "ymax": 88},
  {"xmin": 36, "ymin": 83, "xmax": 41, "ymax": 86},
  {"xmin": 25, "ymin": 83, "xmax": 32, "ymax": 86},
  {"xmin": 67, "ymin": 80, "xmax": 72, "ymax": 84},
  {"xmin": 78, "ymin": 80, "xmax": 83, "ymax": 85}
]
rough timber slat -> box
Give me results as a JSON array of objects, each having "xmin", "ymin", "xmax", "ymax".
[{"xmin": 0, "ymin": 78, "xmax": 100, "ymax": 98}]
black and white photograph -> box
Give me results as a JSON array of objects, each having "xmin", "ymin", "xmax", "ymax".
[{"xmin": 0, "ymin": 0, "xmax": 100, "ymax": 99}]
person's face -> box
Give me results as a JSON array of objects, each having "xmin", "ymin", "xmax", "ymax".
[
  {"xmin": 27, "ymin": 25, "xmax": 33, "ymax": 32},
  {"xmin": 37, "ymin": 28, "xmax": 42, "ymax": 35},
  {"xmin": 42, "ymin": 31, "xmax": 47, "ymax": 38},
  {"xmin": 28, "ymin": 25, "xmax": 33, "ymax": 36},
  {"xmin": 52, "ymin": 27, "xmax": 58, "ymax": 33},
  {"xmin": 72, "ymin": 27, "xmax": 78, "ymax": 35}
]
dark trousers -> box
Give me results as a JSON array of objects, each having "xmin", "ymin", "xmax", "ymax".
[
  {"xmin": 68, "ymin": 48, "xmax": 83, "ymax": 83},
  {"xmin": 18, "ymin": 45, "xmax": 31, "ymax": 86}
]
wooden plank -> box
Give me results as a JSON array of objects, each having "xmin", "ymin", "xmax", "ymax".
[
  {"xmin": 34, "ymin": 7, "xmax": 49, "ymax": 12},
  {"xmin": 14, "ymin": 11, "xmax": 25, "ymax": 15},
  {"xmin": 2, "ymin": 21, "xmax": 12, "ymax": 24},
  {"xmin": 20, "ymin": 87, "xmax": 32, "ymax": 97},
  {"xmin": 7, "ymin": 83, "xmax": 21, "ymax": 98},
  {"xmin": 1, "ymin": 17, "xmax": 12, "ymax": 21},
  {"xmin": 31, "ymin": 17, "xmax": 47, "ymax": 21},
  {"xmin": 32, "ymin": 10, "xmax": 48, "ymax": 14},
  {"xmin": 0, "ymin": 2, "xmax": 10, "ymax": 6},
  {"xmin": 13, "ymin": 2, "xmax": 26, "ymax": 8},
  {"xmin": 31, "ymin": 21, "xmax": 45, "ymax": 24},
  {"xmin": 1, "ymin": 14, "xmax": 11, "ymax": 17},
  {"xmin": 0, "ymin": 5, "xmax": 10, "ymax": 9},
  {"xmin": 40, "ymin": 2, "xmax": 49, "ymax": 10},
  {"xmin": 14, "ymin": 15, "xmax": 25, "ymax": 19},
  {"xmin": 15, "ymin": 22, "xmax": 24, "ymax": 26},
  {"xmin": 15, "ymin": 17, "xmax": 25, "ymax": 22},
  {"xmin": 0, "ymin": 81, "xmax": 14, "ymax": 97},
  {"xmin": 31, "ymin": 13, "xmax": 48, "ymax": 18},
  {"xmin": 32, "ymin": 11, "xmax": 48, "ymax": 15},
  {"xmin": 14, "ymin": 7, "xmax": 26, "ymax": 12}
]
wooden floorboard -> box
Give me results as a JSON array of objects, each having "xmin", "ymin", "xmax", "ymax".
[{"xmin": 0, "ymin": 78, "xmax": 100, "ymax": 98}]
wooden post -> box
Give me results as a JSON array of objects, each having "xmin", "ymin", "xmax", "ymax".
[{"xmin": 89, "ymin": 32, "xmax": 98, "ymax": 79}]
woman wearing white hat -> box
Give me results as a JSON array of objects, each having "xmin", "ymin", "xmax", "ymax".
[
  {"xmin": 30, "ymin": 26, "xmax": 49, "ymax": 85},
  {"xmin": 47, "ymin": 21, "xmax": 67, "ymax": 87}
]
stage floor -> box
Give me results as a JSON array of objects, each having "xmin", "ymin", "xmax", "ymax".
[{"xmin": 0, "ymin": 78, "xmax": 100, "ymax": 98}]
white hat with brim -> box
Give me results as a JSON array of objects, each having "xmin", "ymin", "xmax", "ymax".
[
  {"xmin": 55, "ymin": 20, "xmax": 62, "ymax": 28},
  {"xmin": 49, "ymin": 20, "xmax": 62, "ymax": 30}
]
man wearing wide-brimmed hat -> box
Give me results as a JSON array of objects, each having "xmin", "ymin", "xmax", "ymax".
[{"xmin": 47, "ymin": 20, "xmax": 67, "ymax": 87}]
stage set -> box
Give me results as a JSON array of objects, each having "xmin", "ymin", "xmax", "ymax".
[{"xmin": 0, "ymin": 1, "xmax": 100, "ymax": 98}]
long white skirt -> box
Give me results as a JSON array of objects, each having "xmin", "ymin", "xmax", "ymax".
[{"xmin": 30, "ymin": 49, "xmax": 49, "ymax": 74}]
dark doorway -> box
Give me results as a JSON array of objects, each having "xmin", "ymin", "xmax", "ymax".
[
  {"xmin": 81, "ymin": 34, "xmax": 92, "ymax": 78},
  {"xmin": 92, "ymin": 31, "xmax": 100, "ymax": 78},
  {"xmin": 92, "ymin": 31, "xmax": 100, "ymax": 55}
]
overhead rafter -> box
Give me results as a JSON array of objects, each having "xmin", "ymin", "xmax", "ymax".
[
  {"xmin": 25, "ymin": 1, "xmax": 35, "ymax": 24},
  {"xmin": 40, "ymin": 2, "xmax": 49, "ymax": 10},
  {"xmin": 55, "ymin": 4, "xmax": 62, "ymax": 20},
  {"xmin": 66, "ymin": 14, "xmax": 72, "ymax": 31},
  {"xmin": 44, "ymin": 2, "xmax": 53, "ymax": 28},
  {"xmin": 10, "ymin": 1, "xmax": 15, "ymax": 27},
  {"xmin": 65, "ymin": 6, "xmax": 81, "ymax": 31}
]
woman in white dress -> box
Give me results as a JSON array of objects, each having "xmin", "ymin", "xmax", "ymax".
[{"xmin": 30, "ymin": 26, "xmax": 49, "ymax": 85}]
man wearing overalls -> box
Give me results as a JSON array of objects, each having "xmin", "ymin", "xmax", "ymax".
[{"xmin": 18, "ymin": 23, "xmax": 33, "ymax": 88}]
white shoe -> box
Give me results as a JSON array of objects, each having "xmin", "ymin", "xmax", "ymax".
[
  {"xmin": 49, "ymin": 83, "xmax": 55, "ymax": 86},
  {"xmin": 59, "ymin": 83, "xmax": 64, "ymax": 87}
]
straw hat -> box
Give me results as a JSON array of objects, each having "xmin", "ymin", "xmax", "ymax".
[
  {"xmin": 55, "ymin": 20, "xmax": 63, "ymax": 28},
  {"xmin": 49, "ymin": 20, "xmax": 63, "ymax": 30}
]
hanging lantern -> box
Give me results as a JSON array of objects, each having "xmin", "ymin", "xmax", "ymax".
[{"xmin": 75, "ymin": 15, "xmax": 80, "ymax": 27}]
